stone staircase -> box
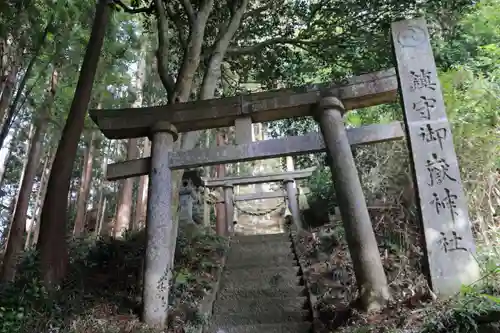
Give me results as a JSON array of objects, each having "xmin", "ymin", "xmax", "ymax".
[{"xmin": 206, "ymin": 232, "xmax": 312, "ymax": 333}]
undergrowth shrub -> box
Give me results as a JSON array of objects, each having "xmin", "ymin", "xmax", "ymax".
[{"xmin": 0, "ymin": 226, "xmax": 227, "ymax": 333}]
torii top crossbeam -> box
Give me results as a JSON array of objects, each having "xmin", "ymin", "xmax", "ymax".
[
  {"xmin": 203, "ymin": 167, "xmax": 316, "ymax": 187},
  {"xmin": 89, "ymin": 69, "xmax": 397, "ymax": 139}
]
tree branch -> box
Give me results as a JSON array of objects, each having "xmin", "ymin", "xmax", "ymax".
[
  {"xmin": 226, "ymin": 38, "xmax": 318, "ymax": 56},
  {"xmin": 242, "ymin": 1, "xmax": 280, "ymax": 19},
  {"xmin": 154, "ymin": 0, "xmax": 175, "ymax": 99},
  {"xmin": 165, "ymin": 4, "xmax": 187, "ymax": 48},
  {"xmin": 172, "ymin": 0, "xmax": 215, "ymax": 103},
  {"xmin": 179, "ymin": 0, "xmax": 195, "ymax": 24},
  {"xmin": 199, "ymin": 0, "xmax": 249, "ymax": 99},
  {"xmin": 113, "ymin": 0, "xmax": 154, "ymax": 14}
]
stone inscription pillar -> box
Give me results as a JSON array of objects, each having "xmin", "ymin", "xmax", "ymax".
[
  {"xmin": 142, "ymin": 121, "xmax": 178, "ymax": 328},
  {"xmin": 316, "ymin": 96, "xmax": 390, "ymax": 310},
  {"xmin": 223, "ymin": 183, "xmax": 234, "ymax": 236},
  {"xmin": 283, "ymin": 178, "xmax": 301, "ymax": 228},
  {"xmin": 392, "ymin": 18, "xmax": 479, "ymax": 296}
]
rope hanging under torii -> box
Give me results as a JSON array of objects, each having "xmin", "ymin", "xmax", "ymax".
[{"xmin": 233, "ymin": 197, "xmax": 286, "ymax": 217}]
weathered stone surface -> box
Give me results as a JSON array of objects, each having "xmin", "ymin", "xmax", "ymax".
[
  {"xmin": 179, "ymin": 187, "xmax": 196, "ymax": 224},
  {"xmin": 105, "ymin": 122, "xmax": 404, "ymax": 180},
  {"xmin": 225, "ymin": 252, "xmax": 297, "ymax": 269},
  {"xmin": 231, "ymin": 233, "xmax": 290, "ymax": 244},
  {"xmin": 205, "ymin": 322, "xmax": 312, "ymax": 333},
  {"xmin": 234, "ymin": 117, "xmax": 253, "ymax": 145},
  {"xmin": 223, "ymin": 265, "xmax": 300, "ymax": 279},
  {"xmin": 217, "ymin": 286, "xmax": 305, "ymax": 300},
  {"xmin": 210, "ymin": 309, "xmax": 310, "ymax": 326},
  {"xmin": 228, "ymin": 241, "xmax": 292, "ymax": 256},
  {"xmin": 90, "ymin": 69, "xmax": 397, "ymax": 139},
  {"xmin": 392, "ymin": 18, "xmax": 480, "ymax": 296},
  {"xmin": 213, "ymin": 296, "xmax": 307, "ymax": 315},
  {"xmin": 208, "ymin": 231, "xmax": 311, "ymax": 333},
  {"xmin": 142, "ymin": 124, "xmax": 177, "ymax": 327},
  {"xmin": 221, "ymin": 267, "xmax": 300, "ymax": 291},
  {"xmin": 222, "ymin": 191, "xmax": 287, "ymax": 202},
  {"xmin": 205, "ymin": 168, "xmax": 315, "ymax": 187},
  {"xmin": 223, "ymin": 184, "xmax": 234, "ymax": 235},
  {"xmin": 316, "ymin": 96, "xmax": 390, "ymax": 309}
]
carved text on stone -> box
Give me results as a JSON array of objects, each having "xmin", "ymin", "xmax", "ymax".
[{"xmin": 425, "ymin": 153, "xmax": 457, "ymax": 187}]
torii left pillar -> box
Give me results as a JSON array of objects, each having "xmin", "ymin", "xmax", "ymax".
[
  {"xmin": 223, "ymin": 183, "xmax": 234, "ymax": 236},
  {"xmin": 142, "ymin": 121, "xmax": 178, "ymax": 328}
]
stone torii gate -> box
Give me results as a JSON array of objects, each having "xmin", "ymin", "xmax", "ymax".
[
  {"xmin": 204, "ymin": 167, "xmax": 316, "ymax": 234},
  {"xmin": 89, "ymin": 18, "xmax": 479, "ymax": 328},
  {"xmin": 92, "ymin": 69, "xmax": 402, "ymax": 326}
]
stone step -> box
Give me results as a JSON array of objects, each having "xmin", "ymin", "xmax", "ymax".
[
  {"xmin": 205, "ymin": 322, "xmax": 312, "ymax": 333},
  {"xmin": 231, "ymin": 238, "xmax": 292, "ymax": 249},
  {"xmin": 220, "ymin": 274, "xmax": 302, "ymax": 292},
  {"xmin": 228, "ymin": 242, "xmax": 293, "ymax": 258},
  {"xmin": 225, "ymin": 252, "xmax": 297, "ymax": 268},
  {"xmin": 221, "ymin": 266, "xmax": 300, "ymax": 288},
  {"xmin": 217, "ymin": 285, "xmax": 305, "ymax": 300},
  {"xmin": 213, "ymin": 296, "xmax": 308, "ymax": 315},
  {"xmin": 210, "ymin": 309, "xmax": 310, "ymax": 326},
  {"xmin": 223, "ymin": 265, "xmax": 299, "ymax": 279},
  {"xmin": 231, "ymin": 233, "xmax": 290, "ymax": 245}
]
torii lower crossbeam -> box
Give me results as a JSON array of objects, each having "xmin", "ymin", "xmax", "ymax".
[{"xmin": 106, "ymin": 122, "xmax": 404, "ymax": 181}]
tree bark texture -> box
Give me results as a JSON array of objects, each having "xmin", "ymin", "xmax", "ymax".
[
  {"xmin": 1, "ymin": 67, "xmax": 56, "ymax": 281},
  {"xmin": 73, "ymin": 131, "xmax": 96, "ymax": 236},
  {"xmin": 37, "ymin": 0, "xmax": 110, "ymax": 287},
  {"xmin": 27, "ymin": 147, "xmax": 55, "ymax": 248},
  {"xmin": 0, "ymin": 17, "xmax": 52, "ymax": 148},
  {"xmin": 114, "ymin": 138, "xmax": 139, "ymax": 238},
  {"xmin": 0, "ymin": 135, "xmax": 14, "ymax": 188},
  {"xmin": 1, "ymin": 125, "xmax": 33, "ymax": 266},
  {"xmin": 0, "ymin": 67, "xmax": 16, "ymax": 126},
  {"xmin": 95, "ymin": 140, "xmax": 110, "ymax": 236},
  {"xmin": 133, "ymin": 138, "xmax": 150, "ymax": 230}
]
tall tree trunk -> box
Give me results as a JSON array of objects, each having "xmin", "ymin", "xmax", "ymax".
[
  {"xmin": 0, "ymin": 16, "xmax": 52, "ymax": 148},
  {"xmin": 133, "ymin": 138, "xmax": 150, "ymax": 231},
  {"xmin": 2, "ymin": 125, "xmax": 33, "ymax": 256},
  {"xmin": 95, "ymin": 140, "xmax": 110, "ymax": 236},
  {"xmin": 0, "ymin": 135, "xmax": 13, "ymax": 188},
  {"xmin": 0, "ymin": 67, "xmax": 56, "ymax": 281},
  {"xmin": 37, "ymin": 0, "xmax": 110, "ymax": 287},
  {"xmin": 73, "ymin": 131, "xmax": 96, "ymax": 236},
  {"xmin": 114, "ymin": 139, "xmax": 138, "ymax": 238},
  {"xmin": 29, "ymin": 148, "xmax": 56, "ymax": 248},
  {"xmin": 0, "ymin": 68, "xmax": 16, "ymax": 125},
  {"xmin": 120, "ymin": 38, "xmax": 147, "ymax": 233},
  {"xmin": 67, "ymin": 177, "xmax": 77, "ymax": 215},
  {"xmin": 102, "ymin": 139, "xmax": 121, "ymax": 236},
  {"xmin": 96, "ymin": 197, "xmax": 107, "ymax": 236},
  {"xmin": 25, "ymin": 148, "xmax": 50, "ymax": 248}
]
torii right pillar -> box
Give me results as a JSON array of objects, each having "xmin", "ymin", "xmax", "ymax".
[
  {"xmin": 315, "ymin": 96, "xmax": 390, "ymax": 310},
  {"xmin": 391, "ymin": 18, "xmax": 479, "ymax": 296}
]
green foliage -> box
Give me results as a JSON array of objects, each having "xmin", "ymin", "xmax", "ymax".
[
  {"xmin": 421, "ymin": 288, "xmax": 500, "ymax": 333},
  {"xmin": 0, "ymin": 228, "xmax": 227, "ymax": 332},
  {"xmin": 0, "ymin": 277, "xmax": 49, "ymax": 333},
  {"xmin": 306, "ymin": 167, "xmax": 338, "ymax": 215}
]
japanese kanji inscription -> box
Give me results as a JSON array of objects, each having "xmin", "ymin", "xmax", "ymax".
[{"xmin": 392, "ymin": 18, "xmax": 480, "ymax": 297}]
